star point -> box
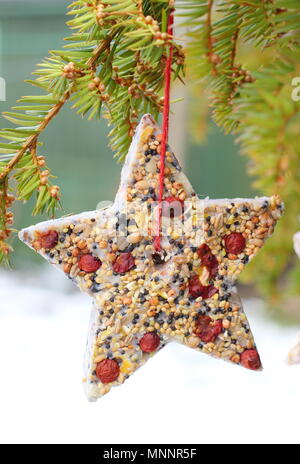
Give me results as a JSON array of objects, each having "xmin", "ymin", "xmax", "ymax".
[{"xmin": 19, "ymin": 114, "xmax": 283, "ymax": 401}]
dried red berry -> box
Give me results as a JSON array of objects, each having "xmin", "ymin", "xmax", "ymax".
[
  {"xmin": 139, "ymin": 332, "xmax": 160, "ymax": 353},
  {"xmin": 197, "ymin": 243, "xmax": 211, "ymax": 258},
  {"xmin": 96, "ymin": 358, "xmax": 120, "ymax": 384},
  {"xmin": 224, "ymin": 232, "xmax": 246, "ymax": 255},
  {"xmin": 39, "ymin": 230, "xmax": 58, "ymax": 249},
  {"xmin": 188, "ymin": 275, "xmax": 202, "ymax": 298},
  {"xmin": 194, "ymin": 315, "xmax": 223, "ymax": 343},
  {"xmin": 197, "ymin": 244, "xmax": 218, "ymax": 277},
  {"xmin": 188, "ymin": 275, "xmax": 218, "ymax": 300},
  {"xmin": 78, "ymin": 254, "xmax": 101, "ymax": 273},
  {"xmin": 162, "ymin": 196, "xmax": 184, "ymax": 217},
  {"xmin": 240, "ymin": 349, "xmax": 261, "ymax": 370},
  {"xmin": 112, "ymin": 252, "xmax": 135, "ymax": 274},
  {"xmin": 201, "ymin": 285, "xmax": 218, "ymax": 299}
]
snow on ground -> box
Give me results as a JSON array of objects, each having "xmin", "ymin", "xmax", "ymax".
[{"xmin": 0, "ymin": 268, "xmax": 299, "ymax": 444}]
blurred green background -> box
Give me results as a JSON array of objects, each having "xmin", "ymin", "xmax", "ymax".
[{"xmin": 0, "ymin": 0, "xmax": 253, "ymax": 268}]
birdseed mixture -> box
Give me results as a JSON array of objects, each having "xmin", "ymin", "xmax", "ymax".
[{"xmin": 20, "ymin": 114, "xmax": 283, "ymax": 401}]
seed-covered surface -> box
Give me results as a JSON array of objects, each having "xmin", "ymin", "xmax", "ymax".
[{"xmin": 19, "ymin": 114, "xmax": 283, "ymax": 401}]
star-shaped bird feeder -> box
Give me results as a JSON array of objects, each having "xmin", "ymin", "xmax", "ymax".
[{"xmin": 20, "ymin": 115, "xmax": 283, "ymax": 401}]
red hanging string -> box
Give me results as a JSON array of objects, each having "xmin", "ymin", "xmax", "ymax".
[{"xmin": 154, "ymin": 10, "xmax": 174, "ymax": 252}]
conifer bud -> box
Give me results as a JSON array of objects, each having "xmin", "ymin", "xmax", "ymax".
[
  {"xmin": 6, "ymin": 212, "xmax": 14, "ymax": 225},
  {"xmin": 50, "ymin": 185, "xmax": 60, "ymax": 198},
  {"xmin": 210, "ymin": 53, "xmax": 221, "ymax": 64},
  {"xmin": 5, "ymin": 195, "xmax": 15, "ymax": 207},
  {"xmin": 37, "ymin": 156, "xmax": 46, "ymax": 167},
  {"xmin": 88, "ymin": 82, "xmax": 97, "ymax": 91}
]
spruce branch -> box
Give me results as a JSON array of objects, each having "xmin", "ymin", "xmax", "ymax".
[
  {"xmin": 179, "ymin": 0, "xmax": 300, "ymax": 300},
  {"xmin": 0, "ymin": 178, "xmax": 13, "ymax": 264},
  {"xmin": 0, "ymin": 26, "xmax": 117, "ymax": 257},
  {"xmin": 0, "ymin": 1, "xmax": 183, "ymax": 261},
  {"xmin": 0, "ymin": 91, "xmax": 70, "ymax": 182},
  {"xmin": 230, "ymin": 59, "xmax": 300, "ymax": 299}
]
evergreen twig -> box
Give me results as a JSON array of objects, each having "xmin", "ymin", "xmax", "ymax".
[{"xmin": 180, "ymin": 0, "xmax": 300, "ymax": 299}]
